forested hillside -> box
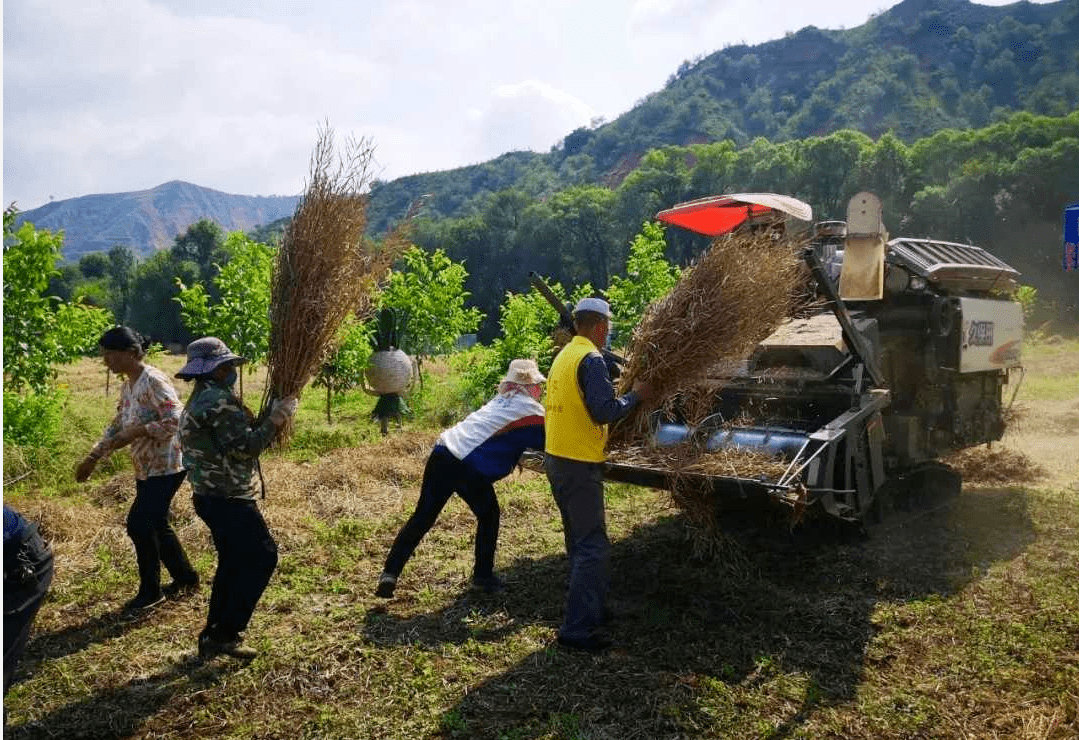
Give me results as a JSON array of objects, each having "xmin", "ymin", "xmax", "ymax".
[
  {"xmin": 405, "ymin": 111, "xmax": 1078, "ymax": 339},
  {"xmin": 364, "ymin": 0, "xmax": 1079, "ymax": 233}
]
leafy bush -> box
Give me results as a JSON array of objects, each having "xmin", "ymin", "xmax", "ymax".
[
  {"xmin": 313, "ymin": 317, "xmax": 374, "ymax": 422},
  {"xmin": 175, "ymin": 231, "xmax": 274, "ymax": 370},
  {"xmin": 3, "ymin": 389, "xmax": 65, "ymax": 449},
  {"xmin": 3, "ymin": 208, "xmax": 113, "ymax": 392},
  {"xmin": 452, "ymin": 289, "xmax": 565, "ymax": 408},
  {"xmin": 381, "ymin": 247, "xmax": 483, "ymax": 361}
]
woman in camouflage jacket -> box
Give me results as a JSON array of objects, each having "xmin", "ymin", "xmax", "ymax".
[{"xmin": 176, "ymin": 337, "xmax": 296, "ymax": 661}]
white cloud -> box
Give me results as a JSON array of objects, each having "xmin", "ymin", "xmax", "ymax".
[
  {"xmin": 467, "ymin": 81, "xmax": 597, "ymax": 161},
  {"xmin": 4, "ymin": 0, "xmax": 379, "ymax": 206}
]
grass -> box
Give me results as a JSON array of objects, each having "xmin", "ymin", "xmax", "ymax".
[{"xmin": 3, "ymin": 342, "xmax": 1078, "ymax": 739}]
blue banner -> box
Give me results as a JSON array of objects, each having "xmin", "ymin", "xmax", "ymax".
[{"xmin": 1066, "ymin": 204, "xmax": 1079, "ymax": 271}]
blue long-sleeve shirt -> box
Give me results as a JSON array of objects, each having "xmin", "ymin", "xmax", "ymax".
[{"xmin": 576, "ymin": 352, "xmax": 640, "ymax": 425}]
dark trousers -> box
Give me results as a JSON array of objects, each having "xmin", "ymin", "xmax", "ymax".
[
  {"xmin": 4, "ymin": 527, "xmax": 54, "ymax": 694},
  {"xmin": 545, "ymin": 454, "xmax": 609, "ymax": 641},
  {"xmin": 193, "ymin": 496, "xmax": 278, "ymax": 642},
  {"xmin": 382, "ymin": 446, "xmax": 499, "ymax": 580},
  {"xmin": 128, "ymin": 470, "xmax": 197, "ymax": 597}
]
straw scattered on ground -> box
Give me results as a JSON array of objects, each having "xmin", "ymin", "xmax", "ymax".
[{"xmin": 944, "ymin": 445, "xmax": 1046, "ymax": 486}]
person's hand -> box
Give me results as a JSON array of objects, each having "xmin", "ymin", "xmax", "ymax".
[
  {"xmin": 112, "ymin": 424, "xmax": 144, "ymax": 448},
  {"xmin": 75, "ymin": 455, "xmax": 98, "ymax": 482},
  {"xmin": 269, "ymin": 396, "xmax": 299, "ymax": 427},
  {"xmin": 631, "ymin": 379, "xmax": 654, "ymax": 402}
]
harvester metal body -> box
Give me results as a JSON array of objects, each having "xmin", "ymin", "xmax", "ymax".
[{"xmin": 606, "ymin": 193, "xmax": 1023, "ymax": 524}]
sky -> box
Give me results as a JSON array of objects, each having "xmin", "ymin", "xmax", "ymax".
[{"xmin": 2, "ymin": 0, "xmax": 1048, "ymax": 211}]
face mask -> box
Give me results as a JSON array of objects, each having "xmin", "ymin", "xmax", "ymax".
[{"xmin": 221, "ymin": 368, "xmax": 238, "ymax": 388}]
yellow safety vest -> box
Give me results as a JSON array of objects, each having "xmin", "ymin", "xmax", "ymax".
[{"xmin": 545, "ymin": 335, "xmax": 607, "ymax": 463}]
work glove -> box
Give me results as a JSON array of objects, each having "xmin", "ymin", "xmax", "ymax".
[{"xmin": 268, "ymin": 396, "xmax": 298, "ymax": 427}]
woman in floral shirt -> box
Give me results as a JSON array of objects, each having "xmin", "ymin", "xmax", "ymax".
[{"xmin": 76, "ymin": 327, "xmax": 199, "ymax": 611}]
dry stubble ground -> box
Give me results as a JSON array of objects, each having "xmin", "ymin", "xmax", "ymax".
[{"xmin": 3, "ymin": 341, "xmax": 1078, "ymax": 739}]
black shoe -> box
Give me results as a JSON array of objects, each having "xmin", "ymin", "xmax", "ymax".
[
  {"xmin": 375, "ymin": 572, "xmax": 397, "ymax": 598},
  {"xmin": 163, "ymin": 578, "xmax": 199, "ymax": 598},
  {"xmin": 198, "ymin": 634, "xmax": 257, "ymax": 661},
  {"xmin": 471, "ymin": 574, "xmax": 506, "ymax": 594},
  {"xmin": 556, "ymin": 634, "xmax": 613, "ymax": 653},
  {"xmin": 123, "ymin": 592, "xmax": 165, "ymax": 611}
]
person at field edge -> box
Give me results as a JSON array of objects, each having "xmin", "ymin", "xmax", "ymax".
[
  {"xmin": 76, "ymin": 326, "xmax": 199, "ymax": 611},
  {"xmin": 544, "ymin": 297, "xmax": 652, "ymax": 653},
  {"xmin": 176, "ymin": 337, "xmax": 297, "ymax": 661},
  {"xmin": 375, "ymin": 359, "xmax": 547, "ymax": 599},
  {"xmin": 4, "ymin": 505, "xmax": 54, "ymax": 696}
]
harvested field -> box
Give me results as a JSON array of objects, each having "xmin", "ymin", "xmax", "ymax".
[{"xmin": 3, "ymin": 338, "xmax": 1078, "ymax": 740}]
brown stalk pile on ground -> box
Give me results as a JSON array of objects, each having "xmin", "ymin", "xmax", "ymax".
[
  {"xmin": 944, "ymin": 445, "xmax": 1045, "ymax": 485},
  {"xmin": 262, "ymin": 125, "xmax": 408, "ymax": 435},
  {"xmin": 610, "ymin": 230, "xmax": 811, "ymax": 447}
]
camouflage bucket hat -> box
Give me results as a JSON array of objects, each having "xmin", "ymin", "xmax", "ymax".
[{"xmin": 175, "ymin": 337, "xmax": 246, "ymax": 380}]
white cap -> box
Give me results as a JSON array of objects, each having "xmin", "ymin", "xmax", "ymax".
[{"xmin": 573, "ymin": 297, "xmax": 611, "ymax": 318}]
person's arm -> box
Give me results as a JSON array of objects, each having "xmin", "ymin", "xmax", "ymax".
[
  {"xmin": 577, "ymin": 353, "xmax": 639, "ymax": 425},
  {"xmin": 210, "ymin": 397, "xmax": 279, "ymax": 460},
  {"xmin": 76, "ymin": 401, "xmax": 123, "ymax": 482},
  {"xmin": 109, "ymin": 372, "xmax": 182, "ymax": 450}
]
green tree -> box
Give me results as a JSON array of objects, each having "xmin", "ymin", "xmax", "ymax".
[
  {"xmin": 857, "ymin": 132, "xmax": 913, "ymax": 231},
  {"xmin": 106, "ymin": 245, "xmax": 137, "ymax": 323},
  {"xmin": 3, "ymin": 208, "xmax": 112, "ymax": 392},
  {"xmin": 79, "ymin": 252, "xmax": 109, "ymax": 279},
  {"xmin": 606, "ymin": 222, "xmax": 681, "ymax": 349},
  {"xmin": 547, "ymin": 186, "xmax": 619, "ymax": 289},
  {"xmin": 3, "ymin": 207, "xmax": 112, "ymax": 467},
  {"xmin": 129, "ymin": 251, "xmax": 200, "ymax": 343},
  {"xmin": 313, "ymin": 316, "xmax": 373, "ymax": 423},
  {"xmin": 380, "ymin": 247, "xmax": 483, "ymax": 372},
  {"xmin": 175, "ymin": 232, "xmax": 274, "ymax": 383},
  {"xmin": 796, "ymin": 130, "xmax": 873, "ymax": 220},
  {"xmin": 173, "ymin": 218, "xmax": 226, "ymax": 282}
]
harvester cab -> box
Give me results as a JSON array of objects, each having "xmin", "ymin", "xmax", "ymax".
[{"xmin": 605, "ymin": 192, "xmax": 1024, "ymax": 526}]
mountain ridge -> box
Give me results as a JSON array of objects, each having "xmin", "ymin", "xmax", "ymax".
[{"xmin": 15, "ymin": 180, "xmax": 299, "ymax": 262}]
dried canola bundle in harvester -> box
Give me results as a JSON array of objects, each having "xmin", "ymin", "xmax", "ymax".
[
  {"xmin": 611, "ymin": 229, "xmax": 811, "ymax": 449},
  {"xmin": 261, "ymin": 126, "xmax": 409, "ymax": 438},
  {"xmin": 607, "ymin": 230, "xmax": 813, "ymax": 547}
]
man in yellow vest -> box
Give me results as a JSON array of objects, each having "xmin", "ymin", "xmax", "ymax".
[{"xmin": 544, "ymin": 297, "xmax": 652, "ymax": 652}]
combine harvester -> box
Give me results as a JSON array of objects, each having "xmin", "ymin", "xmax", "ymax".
[{"xmin": 605, "ymin": 192, "xmax": 1024, "ymax": 525}]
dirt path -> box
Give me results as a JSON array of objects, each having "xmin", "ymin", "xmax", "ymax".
[{"xmin": 998, "ymin": 342, "xmax": 1079, "ymax": 492}]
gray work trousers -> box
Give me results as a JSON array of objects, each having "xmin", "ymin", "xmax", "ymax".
[{"xmin": 545, "ymin": 454, "xmax": 609, "ymax": 641}]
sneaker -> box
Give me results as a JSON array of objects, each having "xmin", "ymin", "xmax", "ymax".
[
  {"xmin": 163, "ymin": 578, "xmax": 200, "ymax": 598},
  {"xmin": 375, "ymin": 572, "xmax": 397, "ymax": 599},
  {"xmin": 123, "ymin": 592, "xmax": 165, "ymax": 611},
  {"xmin": 471, "ymin": 574, "xmax": 506, "ymax": 594},
  {"xmin": 556, "ymin": 634, "xmax": 613, "ymax": 653},
  {"xmin": 198, "ymin": 634, "xmax": 257, "ymax": 661}
]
